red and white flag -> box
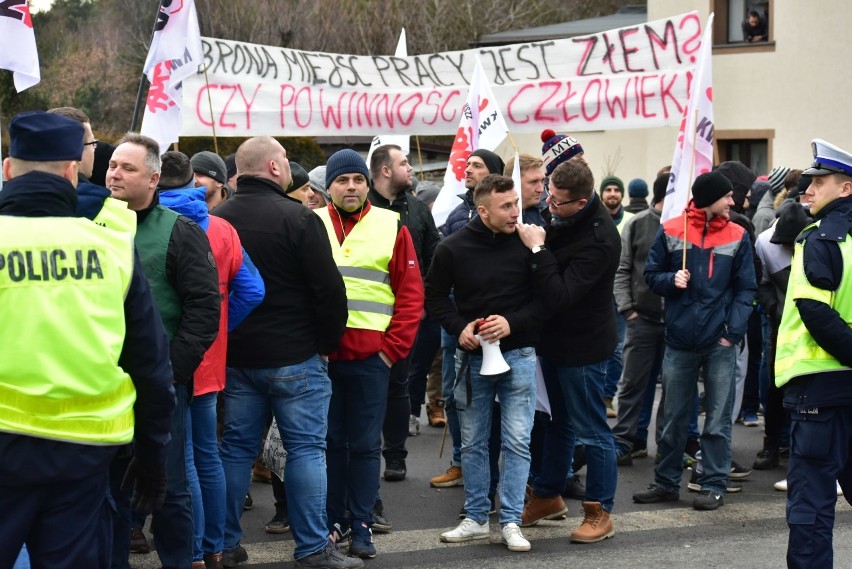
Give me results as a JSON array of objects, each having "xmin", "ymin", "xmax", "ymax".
[
  {"xmin": 432, "ymin": 57, "xmax": 509, "ymax": 228},
  {"xmin": 661, "ymin": 13, "xmax": 715, "ymax": 222},
  {"xmin": 0, "ymin": 0, "xmax": 40, "ymax": 92},
  {"xmin": 140, "ymin": 0, "xmax": 203, "ymax": 153}
]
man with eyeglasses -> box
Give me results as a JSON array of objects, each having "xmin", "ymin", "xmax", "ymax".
[{"xmin": 516, "ymin": 159, "xmax": 621, "ymax": 544}]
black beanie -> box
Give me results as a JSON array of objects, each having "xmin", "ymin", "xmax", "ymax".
[
  {"xmin": 652, "ymin": 174, "xmax": 668, "ymax": 204},
  {"xmin": 326, "ymin": 148, "xmax": 370, "ymax": 188},
  {"xmin": 469, "ymin": 149, "xmax": 505, "ymax": 175},
  {"xmin": 288, "ymin": 162, "xmax": 310, "ymax": 194},
  {"xmin": 770, "ymin": 202, "xmax": 811, "ymax": 245},
  {"xmin": 692, "ymin": 171, "xmax": 733, "ymax": 208}
]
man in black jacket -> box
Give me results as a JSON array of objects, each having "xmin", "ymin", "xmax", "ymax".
[
  {"xmin": 213, "ymin": 136, "xmax": 356, "ymax": 569},
  {"xmin": 107, "ymin": 132, "xmax": 221, "ymax": 569},
  {"xmin": 368, "ymin": 144, "xmax": 441, "ymax": 488},
  {"xmin": 428, "ymin": 174, "xmax": 544, "ymax": 552},
  {"xmin": 516, "ymin": 159, "xmax": 621, "ymax": 544}
]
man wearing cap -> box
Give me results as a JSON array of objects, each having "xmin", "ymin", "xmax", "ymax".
[
  {"xmin": 107, "ymin": 133, "xmax": 221, "ymax": 569},
  {"xmin": 212, "ymin": 137, "xmax": 354, "ymax": 569},
  {"xmin": 752, "ymin": 166, "xmax": 792, "ymax": 235},
  {"xmin": 540, "ymin": 129, "xmax": 585, "ymax": 178},
  {"xmin": 774, "ymin": 139, "xmax": 852, "ymax": 569},
  {"xmin": 599, "ymin": 175, "xmax": 634, "ymax": 418},
  {"xmin": 158, "ymin": 151, "xmax": 265, "ymax": 568},
  {"xmin": 613, "ymin": 174, "xmax": 669, "ymax": 465},
  {"xmin": 430, "ymin": 148, "xmax": 505, "ymax": 492},
  {"xmin": 0, "ymin": 112, "xmax": 175, "ymax": 567},
  {"xmin": 625, "ymin": 178, "xmax": 649, "ymax": 214},
  {"xmin": 516, "ymin": 160, "xmax": 620, "ymax": 544},
  {"xmin": 191, "ymin": 150, "xmax": 233, "ymax": 210},
  {"xmin": 316, "ymin": 148, "xmax": 422, "ymax": 559},
  {"xmin": 633, "ymin": 171, "xmax": 756, "ymax": 511},
  {"xmin": 443, "ymin": 149, "xmax": 505, "ymax": 236},
  {"xmin": 308, "ymin": 165, "xmax": 330, "ymax": 209}
]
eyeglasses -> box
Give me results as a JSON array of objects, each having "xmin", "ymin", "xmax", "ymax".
[
  {"xmin": 547, "ymin": 194, "xmax": 584, "ymax": 207},
  {"xmin": 83, "ymin": 140, "xmax": 99, "ymax": 149}
]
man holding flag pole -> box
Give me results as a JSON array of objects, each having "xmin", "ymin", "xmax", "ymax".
[{"xmin": 632, "ymin": 14, "xmax": 757, "ymax": 511}]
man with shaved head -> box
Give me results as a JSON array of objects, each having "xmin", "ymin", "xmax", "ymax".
[{"xmin": 212, "ymin": 137, "xmax": 356, "ymax": 568}]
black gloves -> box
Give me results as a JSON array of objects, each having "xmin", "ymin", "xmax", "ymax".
[{"xmin": 121, "ymin": 456, "xmax": 167, "ymax": 515}]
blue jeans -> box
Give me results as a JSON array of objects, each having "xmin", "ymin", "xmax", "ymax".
[
  {"xmin": 533, "ymin": 358, "xmax": 617, "ymax": 511},
  {"xmin": 441, "ymin": 328, "xmax": 462, "ymax": 467},
  {"xmin": 220, "ymin": 356, "xmax": 331, "ymax": 561},
  {"xmin": 603, "ymin": 304, "xmax": 626, "ymax": 399},
  {"xmin": 187, "ymin": 391, "xmax": 225, "ymax": 560},
  {"xmin": 655, "ymin": 343, "xmax": 736, "ymax": 495},
  {"xmin": 326, "ymin": 355, "xmax": 390, "ymax": 529},
  {"xmin": 454, "ymin": 347, "xmax": 536, "ymax": 525},
  {"xmin": 151, "ymin": 383, "xmax": 193, "ymax": 569}
]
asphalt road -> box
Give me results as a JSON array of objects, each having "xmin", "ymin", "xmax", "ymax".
[{"xmin": 130, "ymin": 385, "xmax": 852, "ymax": 568}]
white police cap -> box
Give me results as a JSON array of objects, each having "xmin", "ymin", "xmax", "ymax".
[{"xmin": 803, "ymin": 139, "xmax": 852, "ymax": 177}]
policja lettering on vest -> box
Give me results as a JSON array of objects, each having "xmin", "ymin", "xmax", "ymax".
[{"xmin": 0, "ymin": 248, "xmax": 104, "ymax": 282}]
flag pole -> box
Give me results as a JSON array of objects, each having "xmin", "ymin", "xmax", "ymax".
[
  {"xmin": 130, "ymin": 0, "xmax": 168, "ymax": 131},
  {"xmin": 682, "ymin": 108, "xmax": 699, "ymax": 272},
  {"xmin": 414, "ymin": 135, "xmax": 424, "ymax": 179},
  {"xmin": 203, "ymin": 65, "xmax": 219, "ymax": 155}
]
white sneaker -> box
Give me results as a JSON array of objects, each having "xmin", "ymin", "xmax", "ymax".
[
  {"xmin": 440, "ymin": 518, "xmax": 489, "ymax": 543},
  {"xmin": 408, "ymin": 414, "xmax": 420, "ymax": 436},
  {"xmin": 501, "ymin": 523, "xmax": 531, "ymax": 552},
  {"xmin": 774, "ymin": 479, "xmax": 843, "ymax": 495}
]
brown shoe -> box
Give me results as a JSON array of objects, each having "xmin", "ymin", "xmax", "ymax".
[
  {"xmin": 521, "ymin": 491, "xmax": 567, "ymax": 527},
  {"xmin": 203, "ymin": 552, "xmax": 224, "ymax": 569},
  {"xmin": 129, "ymin": 526, "xmax": 150, "ymax": 554},
  {"xmin": 570, "ymin": 501, "xmax": 614, "ymax": 543},
  {"xmin": 604, "ymin": 397, "xmax": 616, "ymax": 418},
  {"xmin": 252, "ymin": 459, "xmax": 272, "ymax": 483},
  {"xmin": 427, "ymin": 399, "xmax": 447, "ymax": 428},
  {"xmin": 430, "ymin": 465, "xmax": 463, "ymax": 488}
]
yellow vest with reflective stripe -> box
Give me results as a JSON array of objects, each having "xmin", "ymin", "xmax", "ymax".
[
  {"xmin": 0, "ymin": 216, "xmax": 137, "ymax": 444},
  {"xmin": 775, "ymin": 220, "xmax": 852, "ymax": 386},
  {"xmin": 316, "ymin": 206, "xmax": 398, "ymax": 331},
  {"xmin": 615, "ymin": 210, "xmax": 635, "ymax": 234}
]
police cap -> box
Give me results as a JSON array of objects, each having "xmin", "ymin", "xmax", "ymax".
[
  {"xmin": 9, "ymin": 111, "xmax": 84, "ymax": 162},
  {"xmin": 803, "ymin": 139, "xmax": 852, "ymax": 177}
]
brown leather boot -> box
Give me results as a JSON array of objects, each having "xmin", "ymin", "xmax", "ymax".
[
  {"xmin": 570, "ymin": 501, "xmax": 614, "ymax": 543},
  {"xmin": 521, "ymin": 491, "xmax": 567, "ymax": 527},
  {"xmin": 203, "ymin": 552, "xmax": 223, "ymax": 569},
  {"xmin": 427, "ymin": 398, "xmax": 447, "ymax": 428},
  {"xmin": 252, "ymin": 455, "xmax": 272, "ymax": 483}
]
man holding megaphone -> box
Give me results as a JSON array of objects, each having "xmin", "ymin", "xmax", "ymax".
[{"xmin": 426, "ymin": 174, "xmax": 546, "ymax": 553}]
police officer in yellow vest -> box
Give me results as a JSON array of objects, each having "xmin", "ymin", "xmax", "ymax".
[
  {"xmin": 775, "ymin": 139, "xmax": 852, "ymax": 569},
  {"xmin": 316, "ymin": 149, "xmax": 423, "ymax": 560},
  {"xmin": 0, "ymin": 112, "xmax": 175, "ymax": 568}
]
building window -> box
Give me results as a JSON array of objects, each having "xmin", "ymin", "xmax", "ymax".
[
  {"xmin": 712, "ymin": 0, "xmax": 773, "ymax": 47},
  {"xmin": 717, "ymin": 135, "xmax": 770, "ymax": 176}
]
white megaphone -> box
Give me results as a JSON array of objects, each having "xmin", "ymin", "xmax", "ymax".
[{"xmin": 475, "ymin": 334, "xmax": 511, "ymax": 376}]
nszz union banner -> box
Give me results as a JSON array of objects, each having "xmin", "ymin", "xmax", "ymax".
[{"xmin": 181, "ymin": 11, "xmax": 703, "ymax": 137}]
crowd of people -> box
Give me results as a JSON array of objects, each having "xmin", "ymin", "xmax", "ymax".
[{"xmin": 1, "ymin": 108, "xmax": 851, "ymax": 569}]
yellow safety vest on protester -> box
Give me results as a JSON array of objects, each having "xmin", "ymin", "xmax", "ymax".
[
  {"xmin": 316, "ymin": 207, "xmax": 398, "ymax": 331},
  {"xmin": 0, "ymin": 216, "xmax": 137, "ymax": 444},
  {"xmin": 775, "ymin": 220, "xmax": 852, "ymax": 387}
]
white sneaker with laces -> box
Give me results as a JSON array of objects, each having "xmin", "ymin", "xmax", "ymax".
[
  {"xmin": 440, "ymin": 518, "xmax": 489, "ymax": 543},
  {"xmin": 774, "ymin": 479, "xmax": 843, "ymax": 495},
  {"xmin": 501, "ymin": 523, "xmax": 531, "ymax": 552},
  {"xmin": 408, "ymin": 414, "xmax": 420, "ymax": 436}
]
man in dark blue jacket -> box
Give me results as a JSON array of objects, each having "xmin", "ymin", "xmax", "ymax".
[{"xmin": 633, "ymin": 171, "xmax": 756, "ymax": 511}]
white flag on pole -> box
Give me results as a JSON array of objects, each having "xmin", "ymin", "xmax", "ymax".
[
  {"xmin": 432, "ymin": 58, "xmax": 509, "ymax": 228},
  {"xmin": 661, "ymin": 13, "xmax": 715, "ymax": 222},
  {"xmin": 0, "ymin": 2, "xmax": 40, "ymax": 92},
  {"xmin": 511, "ymin": 150, "xmax": 522, "ymax": 223},
  {"xmin": 140, "ymin": 0, "xmax": 203, "ymax": 154},
  {"xmin": 366, "ymin": 28, "xmax": 410, "ymax": 169}
]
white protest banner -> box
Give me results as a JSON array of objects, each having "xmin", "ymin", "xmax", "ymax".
[
  {"xmin": 183, "ymin": 12, "xmax": 703, "ymax": 138},
  {"xmin": 141, "ymin": 0, "xmax": 203, "ymax": 153},
  {"xmin": 432, "ymin": 58, "xmax": 509, "ymax": 227},
  {"xmin": 662, "ymin": 13, "xmax": 714, "ymax": 222},
  {"xmin": 0, "ymin": 1, "xmax": 40, "ymax": 92},
  {"xmin": 366, "ymin": 28, "xmax": 410, "ymax": 168}
]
